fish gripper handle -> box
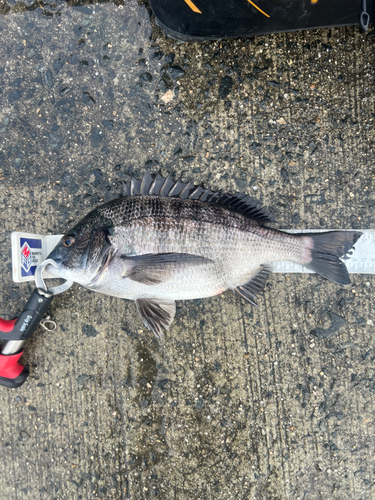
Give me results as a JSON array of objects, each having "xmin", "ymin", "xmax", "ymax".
[
  {"xmin": 0, "ymin": 288, "xmax": 54, "ymax": 388},
  {"xmin": 0, "ymin": 349, "xmax": 29, "ymax": 388},
  {"xmin": 0, "ymin": 288, "xmax": 53, "ymax": 341}
]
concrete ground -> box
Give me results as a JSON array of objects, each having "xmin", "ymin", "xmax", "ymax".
[{"xmin": 0, "ymin": 1, "xmax": 374, "ymax": 499}]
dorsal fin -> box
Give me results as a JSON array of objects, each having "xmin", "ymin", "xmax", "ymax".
[
  {"xmin": 149, "ymin": 173, "xmax": 165, "ymax": 196},
  {"xmin": 159, "ymin": 175, "xmax": 175, "ymax": 197},
  {"xmin": 140, "ymin": 170, "xmax": 153, "ymax": 195},
  {"xmin": 130, "ymin": 178, "xmax": 141, "ymax": 196},
  {"xmin": 122, "ymin": 171, "xmax": 275, "ymax": 224}
]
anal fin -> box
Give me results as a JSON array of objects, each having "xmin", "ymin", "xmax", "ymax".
[
  {"xmin": 135, "ymin": 298, "xmax": 176, "ymax": 338},
  {"xmin": 234, "ymin": 265, "xmax": 272, "ymax": 307}
]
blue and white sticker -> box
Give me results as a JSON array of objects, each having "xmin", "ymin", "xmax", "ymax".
[
  {"xmin": 20, "ymin": 238, "xmax": 42, "ymax": 277},
  {"xmin": 12, "ymin": 232, "xmax": 63, "ymax": 283}
]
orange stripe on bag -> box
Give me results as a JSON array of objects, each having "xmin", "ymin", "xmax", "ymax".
[
  {"xmin": 184, "ymin": 0, "xmax": 202, "ymax": 13},
  {"xmin": 246, "ymin": 0, "xmax": 270, "ymax": 17}
]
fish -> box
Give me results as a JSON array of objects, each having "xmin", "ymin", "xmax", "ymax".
[{"xmin": 47, "ymin": 171, "xmax": 362, "ymax": 338}]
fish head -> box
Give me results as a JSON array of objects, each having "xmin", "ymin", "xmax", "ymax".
[{"xmin": 46, "ymin": 210, "xmax": 114, "ymax": 286}]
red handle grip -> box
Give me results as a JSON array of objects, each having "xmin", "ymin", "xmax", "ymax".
[
  {"xmin": 0, "ymin": 349, "xmax": 25, "ymax": 379},
  {"xmin": 0, "ymin": 349, "xmax": 29, "ymax": 388},
  {"xmin": 0, "ymin": 318, "xmax": 17, "ymax": 333}
]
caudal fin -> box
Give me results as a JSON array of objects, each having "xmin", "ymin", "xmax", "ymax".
[{"xmin": 304, "ymin": 231, "xmax": 362, "ymax": 285}]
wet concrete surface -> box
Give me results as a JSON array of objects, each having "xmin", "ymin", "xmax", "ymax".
[{"xmin": 0, "ymin": 1, "xmax": 374, "ymax": 499}]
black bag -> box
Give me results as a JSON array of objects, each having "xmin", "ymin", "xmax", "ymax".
[{"xmin": 150, "ymin": 0, "xmax": 373, "ymax": 41}]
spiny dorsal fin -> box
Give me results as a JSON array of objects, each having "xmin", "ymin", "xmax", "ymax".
[
  {"xmin": 140, "ymin": 170, "xmax": 154, "ymax": 195},
  {"xmin": 122, "ymin": 171, "xmax": 275, "ymax": 224}
]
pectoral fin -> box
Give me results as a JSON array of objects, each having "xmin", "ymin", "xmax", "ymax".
[
  {"xmin": 233, "ymin": 265, "xmax": 272, "ymax": 307},
  {"xmin": 122, "ymin": 252, "xmax": 211, "ymax": 285},
  {"xmin": 135, "ymin": 298, "xmax": 176, "ymax": 338}
]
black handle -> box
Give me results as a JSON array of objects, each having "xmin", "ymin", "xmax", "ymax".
[{"xmin": 0, "ymin": 288, "xmax": 54, "ymax": 341}]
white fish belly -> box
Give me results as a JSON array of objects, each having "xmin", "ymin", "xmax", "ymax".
[{"xmin": 88, "ymin": 258, "xmax": 230, "ymax": 301}]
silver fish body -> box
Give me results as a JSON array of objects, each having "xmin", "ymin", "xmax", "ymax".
[
  {"xmin": 47, "ymin": 172, "xmax": 361, "ymax": 337},
  {"xmin": 84, "ymin": 198, "xmax": 307, "ymax": 300}
]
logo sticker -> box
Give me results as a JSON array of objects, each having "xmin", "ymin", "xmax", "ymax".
[
  {"xmin": 20, "ymin": 238, "xmax": 42, "ymax": 277},
  {"xmin": 21, "ymin": 242, "xmax": 32, "ymax": 273}
]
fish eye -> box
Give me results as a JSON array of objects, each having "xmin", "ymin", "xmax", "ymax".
[{"xmin": 63, "ymin": 235, "xmax": 75, "ymax": 248}]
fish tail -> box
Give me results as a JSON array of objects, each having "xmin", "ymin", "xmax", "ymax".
[{"xmin": 301, "ymin": 231, "xmax": 362, "ymax": 285}]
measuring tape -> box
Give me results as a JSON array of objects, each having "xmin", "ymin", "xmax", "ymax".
[{"xmin": 11, "ymin": 229, "xmax": 375, "ymax": 283}]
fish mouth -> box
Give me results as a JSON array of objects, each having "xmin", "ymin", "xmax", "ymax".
[{"xmin": 45, "ymin": 262, "xmax": 62, "ymax": 277}]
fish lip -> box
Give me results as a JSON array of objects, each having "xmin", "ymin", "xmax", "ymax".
[
  {"xmin": 45, "ymin": 263, "xmax": 61, "ymax": 276},
  {"xmin": 45, "ymin": 263, "xmax": 55, "ymax": 274},
  {"xmin": 48, "ymin": 256, "xmax": 63, "ymax": 266}
]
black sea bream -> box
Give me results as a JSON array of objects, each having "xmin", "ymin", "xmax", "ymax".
[{"xmin": 47, "ymin": 172, "xmax": 361, "ymax": 337}]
